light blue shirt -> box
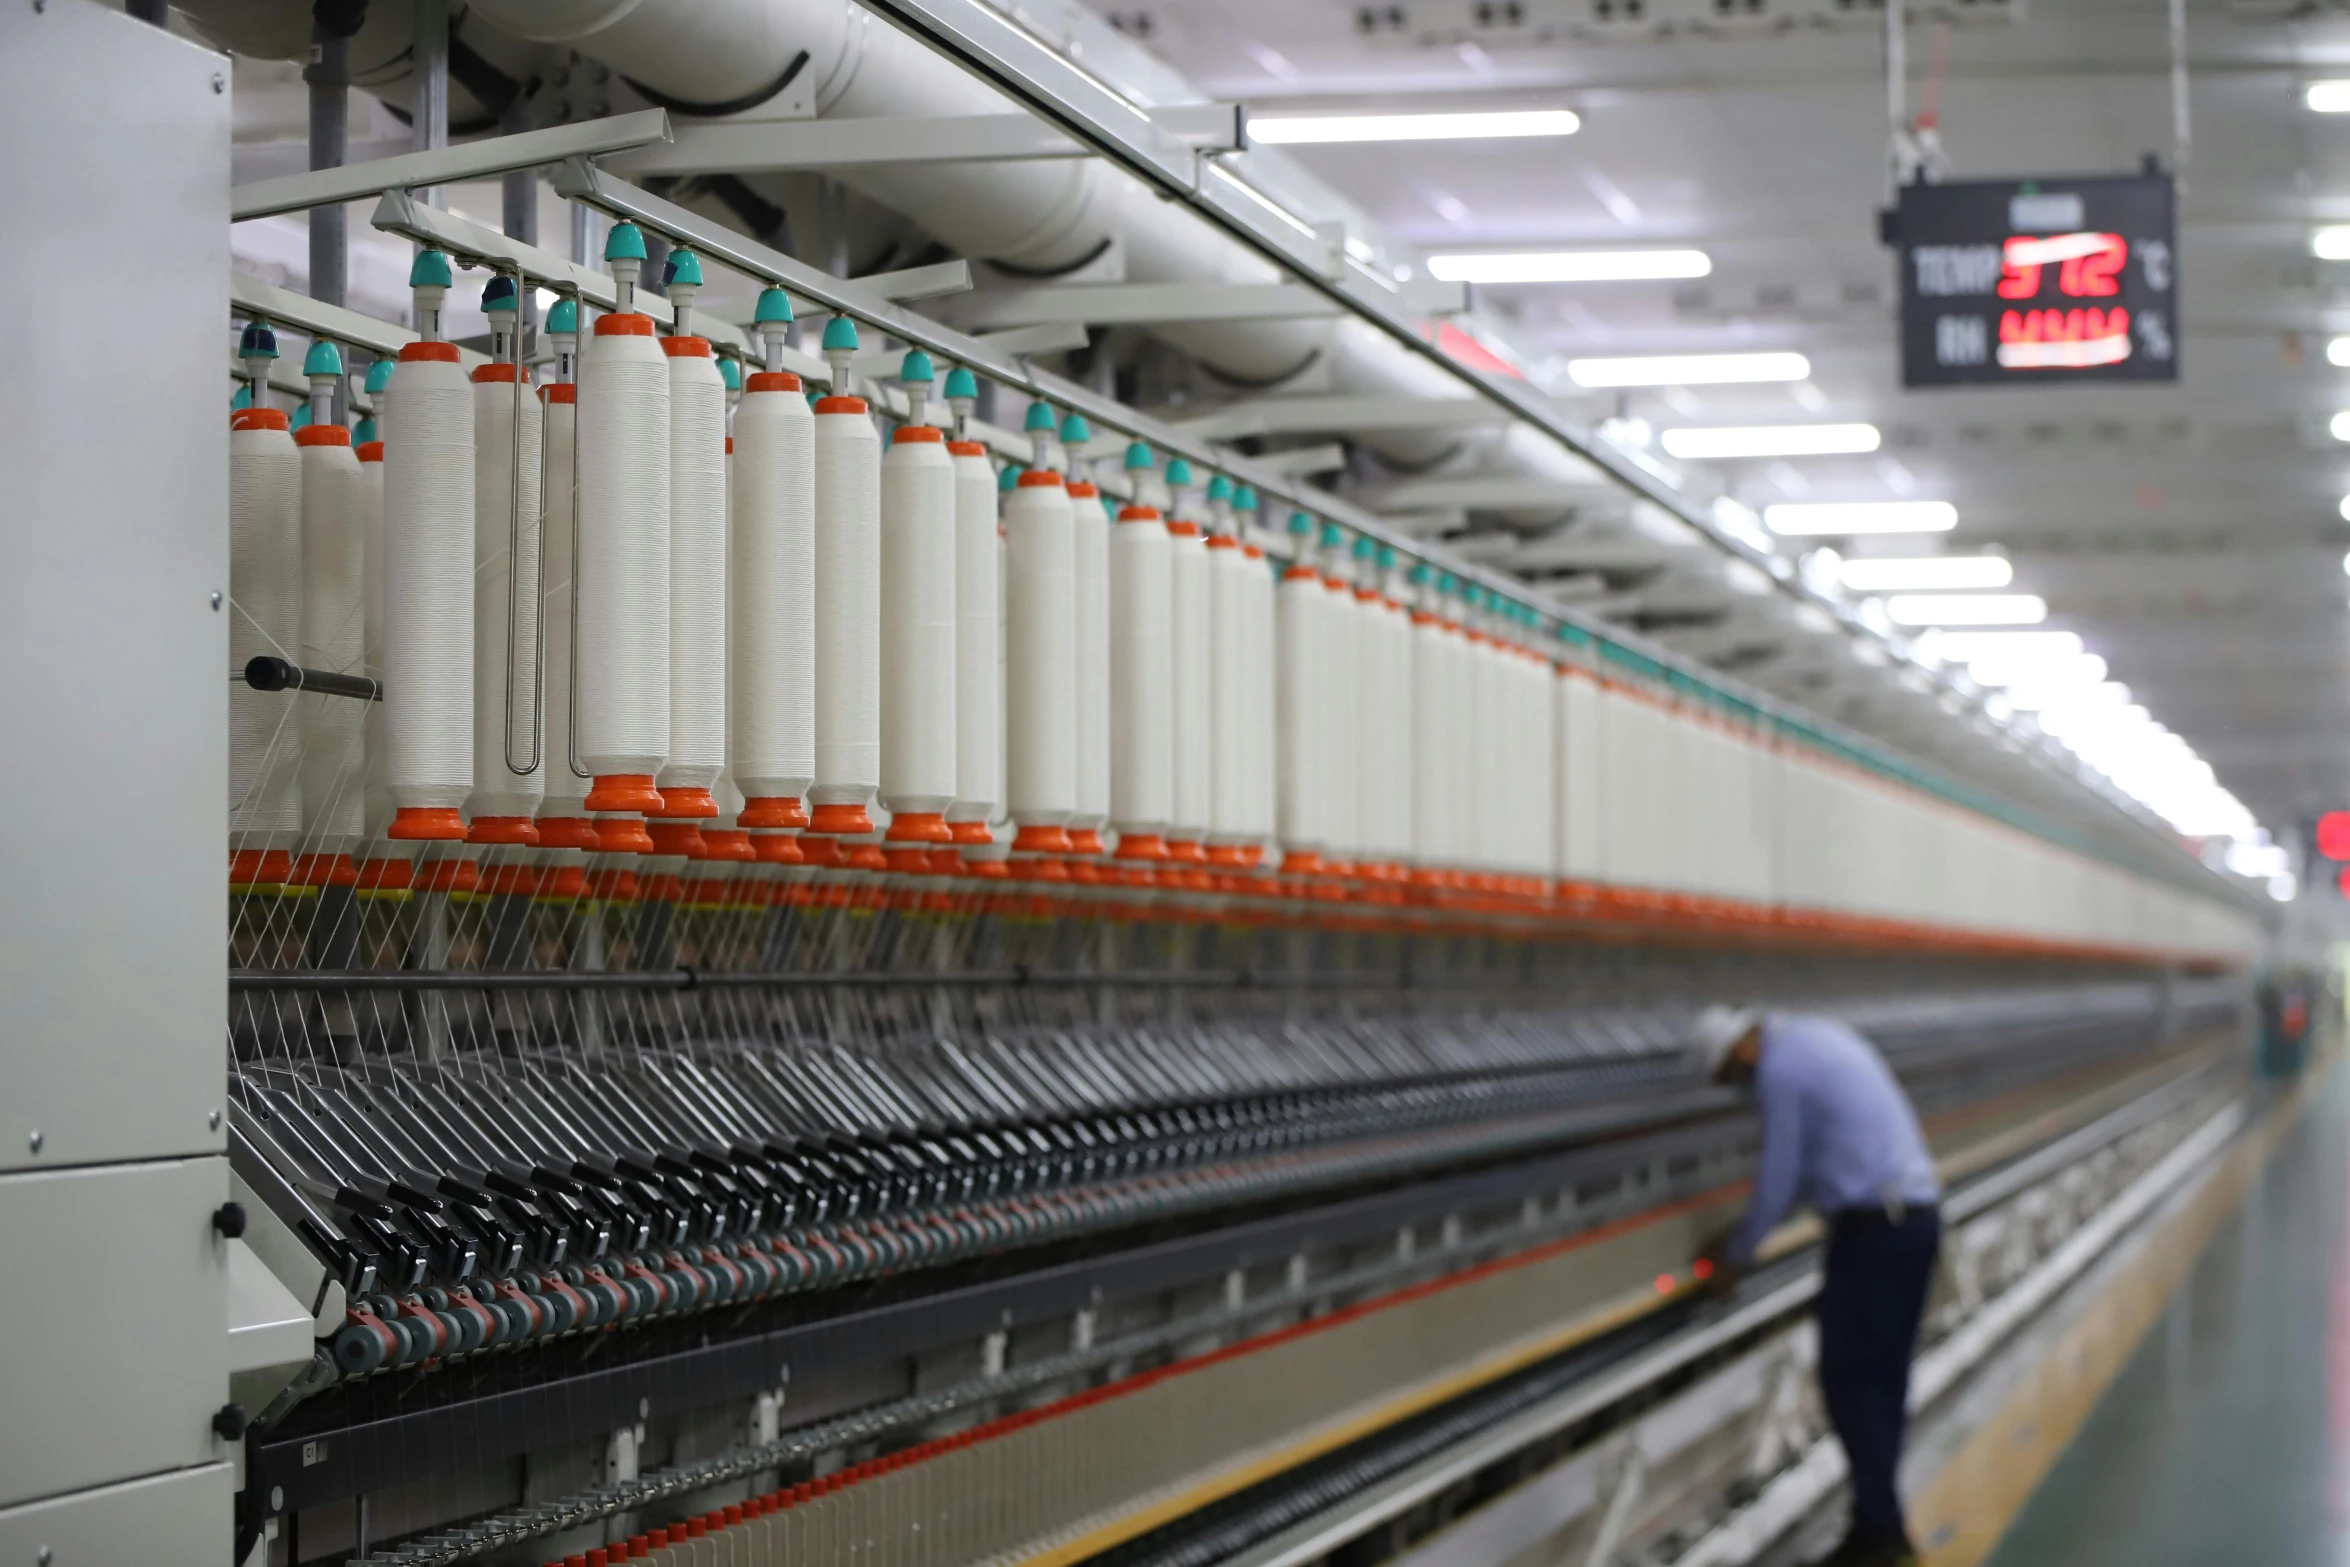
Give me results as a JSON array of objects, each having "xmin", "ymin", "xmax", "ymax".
[{"xmin": 1725, "ymin": 1013, "xmax": 1940, "ymax": 1266}]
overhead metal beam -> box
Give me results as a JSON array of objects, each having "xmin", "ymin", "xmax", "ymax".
[
  {"xmin": 956, "ymin": 278, "xmax": 1464, "ymax": 332},
  {"xmin": 1249, "ymin": 443, "xmax": 1348, "ymax": 478},
  {"xmin": 609, "ymin": 104, "xmax": 1244, "ymax": 177},
  {"xmin": 1174, "ymin": 393, "xmax": 1508, "ymax": 441},
  {"xmin": 849, "ymin": 260, "xmax": 975, "ymax": 303},
  {"xmin": 232, "ymin": 111, "xmax": 671, "ymax": 222},
  {"xmin": 1369, "ymin": 475, "xmax": 1618, "ymax": 512}
]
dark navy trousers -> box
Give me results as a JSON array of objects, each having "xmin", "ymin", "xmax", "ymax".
[{"xmin": 1816, "ymin": 1206, "xmax": 1942, "ymax": 1551}]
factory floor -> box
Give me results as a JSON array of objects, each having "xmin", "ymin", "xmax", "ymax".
[{"xmin": 1967, "ymin": 1060, "xmax": 2346, "ymax": 1567}]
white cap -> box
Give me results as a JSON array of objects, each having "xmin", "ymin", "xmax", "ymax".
[{"xmin": 1691, "ymin": 1005, "xmax": 1762, "ymax": 1079}]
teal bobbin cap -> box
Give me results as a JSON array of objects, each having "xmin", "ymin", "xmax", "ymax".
[
  {"xmin": 944, "ymin": 366, "xmax": 979, "ymax": 400},
  {"xmin": 481, "ymin": 275, "xmax": 518, "ymax": 313},
  {"xmin": 1320, "ymin": 522, "xmax": 1346, "ymax": 549},
  {"xmin": 1206, "ymin": 474, "xmax": 1232, "ymax": 502},
  {"xmin": 602, "ymin": 221, "xmax": 648, "ymax": 263},
  {"xmin": 662, "ymin": 248, "xmax": 704, "ymax": 288},
  {"xmin": 408, "ymin": 249, "xmax": 454, "ymax": 289},
  {"xmin": 753, "ymin": 286, "xmax": 794, "ymax": 325},
  {"xmin": 900, "ymin": 348, "xmax": 935, "ymax": 384},
  {"xmin": 1123, "ymin": 441, "xmax": 1153, "ymax": 471},
  {"xmin": 1059, "ymin": 410, "xmax": 1092, "ymax": 443},
  {"xmin": 820, "ymin": 316, "xmax": 860, "ymax": 352},
  {"xmin": 302, "ymin": 340, "xmax": 344, "ymax": 378},
  {"xmin": 1287, "ymin": 511, "xmax": 1315, "ymax": 536},
  {"xmin": 1165, "ymin": 457, "xmax": 1193, "ymax": 486},
  {"xmin": 1232, "ymin": 484, "xmax": 1258, "ymax": 512},
  {"xmin": 363, "ymin": 358, "xmax": 394, "ymax": 394},
  {"xmin": 545, "ymin": 297, "xmax": 580, "ymax": 335},
  {"xmin": 718, "ymin": 356, "xmax": 742, "ymax": 391},
  {"xmin": 1024, "ymin": 402, "xmax": 1058, "ymax": 433},
  {"xmin": 999, "ymin": 462, "xmax": 1025, "ymax": 492},
  {"xmin": 238, "ymin": 321, "xmax": 279, "ymax": 360}
]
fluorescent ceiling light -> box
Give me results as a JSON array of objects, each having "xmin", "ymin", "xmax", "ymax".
[
  {"xmin": 2317, "ymin": 227, "xmax": 2350, "ymax": 261},
  {"xmin": 1970, "ymin": 651, "xmax": 2106, "ymax": 690},
  {"xmin": 2329, "ymin": 336, "xmax": 2350, "ymax": 367},
  {"xmin": 1838, "ymin": 555, "xmax": 2013, "ymax": 592},
  {"xmin": 1566, "ymin": 352, "xmax": 1810, "ymax": 388},
  {"xmin": 1663, "ymin": 423, "xmax": 1881, "ymax": 461},
  {"xmin": 2332, "ymin": 411, "xmax": 2350, "ymax": 442},
  {"xmin": 1762, "ymin": 499, "xmax": 1955, "ymax": 535},
  {"xmin": 2309, "ymin": 81, "xmax": 2350, "ymax": 112},
  {"xmin": 1922, "ymin": 630, "xmax": 2080, "ymax": 665},
  {"xmin": 1428, "ymin": 249, "xmax": 1712, "ymax": 284},
  {"xmin": 1250, "ymin": 109, "xmax": 1582, "ymax": 145},
  {"xmin": 1885, "ymin": 593, "xmax": 2048, "ymax": 626}
]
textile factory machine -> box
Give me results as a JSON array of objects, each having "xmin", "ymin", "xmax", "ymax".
[{"xmin": 0, "ymin": 3, "xmax": 2269, "ymax": 1566}]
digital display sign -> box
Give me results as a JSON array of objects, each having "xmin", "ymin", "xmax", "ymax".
[{"xmin": 1893, "ymin": 174, "xmax": 2177, "ymax": 388}]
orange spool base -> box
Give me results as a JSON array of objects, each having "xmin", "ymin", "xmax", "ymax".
[
  {"xmin": 809, "ymin": 803, "xmax": 874, "ymax": 836},
  {"xmin": 230, "ymin": 849, "xmax": 293, "ymax": 887},
  {"xmin": 535, "ymin": 817, "xmax": 601, "ymax": 851},
  {"xmin": 597, "ymin": 818, "xmax": 656, "ymax": 854},
  {"xmin": 388, "ymin": 806, "xmax": 468, "ymax": 841},
  {"xmin": 585, "ymin": 774, "xmax": 665, "ymax": 814},
  {"xmin": 754, "ymin": 833, "xmax": 805, "ymax": 865},
  {"xmin": 886, "ymin": 811, "xmax": 953, "ymax": 845},
  {"xmin": 740, "ymin": 796, "xmax": 809, "ymax": 830},
  {"xmin": 1014, "ymin": 823, "xmax": 1073, "ymax": 855},
  {"xmin": 467, "ymin": 815, "xmax": 540, "ymax": 846}
]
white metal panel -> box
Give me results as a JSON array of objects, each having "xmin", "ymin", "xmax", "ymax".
[
  {"xmin": 0, "ymin": 1463, "xmax": 232, "ymax": 1564},
  {"xmin": 0, "ymin": 1158, "xmax": 232, "ymax": 1508},
  {"xmin": 0, "ymin": 0, "xmax": 228, "ymax": 1173}
]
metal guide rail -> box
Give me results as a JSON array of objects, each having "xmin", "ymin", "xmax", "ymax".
[{"xmin": 232, "ymin": 976, "xmax": 2239, "ymax": 1562}]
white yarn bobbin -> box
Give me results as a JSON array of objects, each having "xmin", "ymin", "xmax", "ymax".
[
  {"xmin": 1166, "ymin": 517, "xmax": 1212, "ymax": 867},
  {"xmin": 810, "ymin": 393, "xmax": 881, "ymax": 838},
  {"xmin": 296, "ymin": 423, "xmax": 366, "ymax": 856},
  {"xmin": 947, "ymin": 440, "xmax": 1001, "ymax": 846},
  {"xmin": 534, "ymin": 384, "xmax": 598, "ymax": 848},
  {"xmin": 466, "ymin": 362, "xmax": 545, "ymax": 838},
  {"xmin": 655, "ymin": 335, "xmax": 727, "ymax": 822},
  {"xmin": 728, "ymin": 371, "xmax": 815, "ymax": 832},
  {"xmin": 1205, "ymin": 534, "xmax": 1254, "ymax": 865},
  {"xmin": 380, "ymin": 342, "xmax": 475, "ymax": 841},
  {"xmin": 355, "ymin": 435, "xmax": 389, "ymax": 841},
  {"xmin": 1069, "ymin": 481, "xmax": 1112, "ymax": 855},
  {"xmin": 574, "ymin": 312, "xmax": 670, "ymax": 822},
  {"xmin": 1108, "ymin": 502, "xmax": 1173, "ymax": 864},
  {"xmin": 1411, "ymin": 592, "xmax": 1450, "ymax": 875},
  {"xmin": 879, "ymin": 424, "xmax": 958, "ymax": 860},
  {"xmin": 229, "ymin": 407, "xmax": 303, "ymax": 875},
  {"xmin": 1003, "ymin": 469, "xmax": 1078, "ymax": 857},
  {"xmin": 1245, "ymin": 544, "xmax": 1279, "ymax": 852},
  {"xmin": 1276, "ymin": 553, "xmax": 1326, "ymax": 871}
]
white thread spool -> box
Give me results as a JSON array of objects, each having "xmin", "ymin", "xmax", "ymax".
[
  {"xmin": 356, "ymin": 435, "xmax": 389, "ymax": 841},
  {"xmin": 810, "ymin": 392, "xmax": 881, "ymax": 835},
  {"xmin": 297, "ymin": 424, "xmax": 366, "ymax": 852},
  {"xmin": 1322, "ymin": 565, "xmax": 1362, "ymax": 868},
  {"xmin": 1246, "ymin": 545, "xmax": 1279, "ymax": 851},
  {"xmin": 1167, "ymin": 514, "xmax": 1211, "ymax": 862},
  {"xmin": 1276, "ymin": 552, "xmax": 1325, "ymax": 866},
  {"xmin": 728, "ymin": 371, "xmax": 815, "ymax": 828},
  {"xmin": 948, "ymin": 441, "xmax": 1001, "ymax": 841},
  {"xmin": 1410, "ymin": 587, "xmax": 1447, "ymax": 872},
  {"xmin": 879, "ymin": 424, "xmax": 957, "ymax": 849},
  {"xmin": 535, "ymin": 384, "xmax": 594, "ymax": 835},
  {"xmin": 1003, "ymin": 470, "xmax": 1077, "ymax": 848},
  {"xmin": 658, "ymin": 337, "xmax": 727, "ymax": 817},
  {"xmin": 380, "ymin": 343, "xmax": 475, "ymax": 839},
  {"xmin": 467, "ymin": 363, "xmax": 545, "ymax": 831},
  {"xmin": 229, "ymin": 409, "xmax": 302, "ymax": 866},
  {"xmin": 1108, "ymin": 502, "xmax": 1174, "ymax": 860},
  {"xmin": 575, "ymin": 314, "xmax": 670, "ymax": 813},
  {"xmin": 1205, "ymin": 534, "xmax": 1252, "ymax": 860},
  {"xmin": 1070, "ymin": 482, "xmax": 1112, "ymax": 849},
  {"xmin": 1556, "ymin": 649, "xmax": 1601, "ymax": 883}
]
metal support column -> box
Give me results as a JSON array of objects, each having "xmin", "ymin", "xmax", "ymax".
[{"xmin": 411, "ymin": 0, "xmax": 448, "ymax": 209}]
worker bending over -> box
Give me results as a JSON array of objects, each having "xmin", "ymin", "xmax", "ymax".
[{"xmin": 1694, "ymin": 1007, "xmax": 1942, "ymax": 1567}]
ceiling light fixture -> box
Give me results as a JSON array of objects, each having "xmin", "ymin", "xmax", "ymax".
[
  {"xmin": 1427, "ymin": 249, "xmax": 1713, "ymax": 284},
  {"xmin": 2309, "ymin": 81, "xmax": 2350, "ymax": 112},
  {"xmin": 1884, "ymin": 593, "xmax": 2049, "ymax": 626},
  {"xmin": 2329, "ymin": 337, "xmax": 2350, "ymax": 367},
  {"xmin": 1249, "ymin": 108, "xmax": 1582, "ymax": 144},
  {"xmin": 1761, "ymin": 499, "xmax": 1955, "ymax": 535},
  {"xmin": 1566, "ymin": 352, "xmax": 1811, "ymax": 388},
  {"xmin": 1921, "ymin": 630, "xmax": 2082, "ymax": 666},
  {"xmin": 1662, "ymin": 423, "xmax": 1880, "ymax": 460},
  {"xmin": 2316, "ymin": 227, "xmax": 2350, "ymax": 261},
  {"xmin": 2332, "ymin": 411, "xmax": 2350, "ymax": 442},
  {"xmin": 1838, "ymin": 555, "xmax": 2014, "ymax": 591}
]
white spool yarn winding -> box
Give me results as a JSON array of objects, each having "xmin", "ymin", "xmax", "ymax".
[
  {"xmin": 297, "ymin": 426, "xmax": 366, "ymax": 850},
  {"xmin": 467, "ymin": 366, "xmax": 545, "ymax": 827},
  {"xmin": 1205, "ymin": 535, "xmax": 1252, "ymax": 855},
  {"xmin": 1003, "ymin": 470, "xmax": 1078, "ymax": 841},
  {"xmin": 574, "ymin": 316, "xmax": 670, "ymax": 804},
  {"xmin": 1410, "ymin": 591, "xmax": 1449, "ymax": 872},
  {"xmin": 1108, "ymin": 503, "xmax": 1173, "ymax": 852},
  {"xmin": 1321, "ymin": 569, "xmax": 1361, "ymax": 867},
  {"xmin": 879, "ymin": 425, "xmax": 957, "ymax": 836},
  {"xmin": 1245, "ymin": 546, "xmax": 1279, "ymax": 849},
  {"xmin": 1071, "ymin": 483, "xmax": 1112, "ymax": 843},
  {"xmin": 535, "ymin": 386, "xmax": 593, "ymax": 824},
  {"xmin": 810, "ymin": 394, "xmax": 881, "ymax": 831},
  {"xmin": 380, "ymin": 344, "xmax": 476, "ymax": 835},
  {"xmin": 1167, "ymin": 517, "xmax": 1210, "ymax": 856},
  {"xmin": 659, "ymin": 339, "xmax": 727, "ymax": 814},
  {"xmin": 728, "ymin": 372, "xmax": 815, "ymax": 824},
  {"xmin": 230, "ymin": 410, "xmax": 302, "ymax": 854},
  {"xmin": 948, "ymin": 441, "xmax": 1001, "ymax": 836},
  {"xmin": 356, "ymin": 436, "xmax": 389, "ymax": 839},
  {"xmin": 1276, "ymin": 556, "xmax": 1325, "ymax": 864}
]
